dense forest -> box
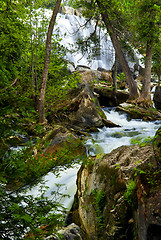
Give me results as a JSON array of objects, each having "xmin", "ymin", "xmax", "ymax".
[{"xmin": 0, "ymin": 0, "xmax": 160, "ymax": 239}]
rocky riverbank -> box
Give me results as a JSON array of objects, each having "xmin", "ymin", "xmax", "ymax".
[{"xmin": 40, "ymin": 67, "xmax": 161, "ymax": 240}]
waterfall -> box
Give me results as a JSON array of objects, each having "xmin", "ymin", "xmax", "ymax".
[
  {"xmin": 27, "ymin": 8, "xmax": 149, "ymax": 210},
  {"xmin": 35, "ymin": 7, "xmax": 143, "ymax": 71},
  {"xmin": 57, "ymin": 14, "xmax": 115, "ymax": 70},
  {"xmin": 47, "ymin": 10, "xmax": 116, "ymax": 70}
]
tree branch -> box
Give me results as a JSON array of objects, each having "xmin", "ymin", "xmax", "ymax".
[{"xmin": 0, "ymin": 78, "xmax": 18, "ymax": 92}]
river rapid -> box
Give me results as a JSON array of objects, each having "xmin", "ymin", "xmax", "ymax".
[{"xmin": 29, "ymin": 107, "xmax": 161, "ymax": 210}]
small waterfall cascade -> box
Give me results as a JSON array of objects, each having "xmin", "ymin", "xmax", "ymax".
[
  {"xmin": 28, "ymin": 164, "xmax": 80, "ymax": 211},
  {"xmin": 42, "ymin": 9, "xmax": 115, "ymax": 70},
  {"xmin": 86, "ymin": 108, "xmax": 161, "ymax": 155},
  {"xmin": 29, "ymin": 108, "xmax": 161, "ymax": 210},
  {"xmin": 41, "ymin": 8, "xmax": 141, "ymax": 70},
  {"xmin": 28, "ymin": 7, "xmax": 151, "ymax": 210},
  {"xmin": 55, "ymin": 14, "xmax": 115, "ymax": 70}
]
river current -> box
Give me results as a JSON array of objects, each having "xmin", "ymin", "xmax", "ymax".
[{"xmin": 29, "ymin": 108, "xmax": 161, "ymax": 210}]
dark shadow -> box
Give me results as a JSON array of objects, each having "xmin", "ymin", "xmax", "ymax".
[{"xmin": 147, "ymin": 224, "xmax": 161, "ymax": 240}]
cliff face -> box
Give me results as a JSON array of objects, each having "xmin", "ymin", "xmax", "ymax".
[{"xmin": 71, "ymin": 128, "xmax": 161, "ymax": 240}]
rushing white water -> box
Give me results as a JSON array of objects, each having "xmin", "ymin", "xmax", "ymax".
[
  {"xmin": 27, "ymin": 9, "xmax": 153, "ymax": 209},
  {"xmin": 54, "ymin": 11, "xmax": 115, "ymax": 70},
  {"xmin": 28, "ymin": 108, "xmax": 161, "ymax": 210},
  {"xmin": 85, "ymin": 108, "xmax": 161, "ymax": 156},
  {"xmin": 38, "ymin": 8, "xmax": 142, "ymax": 71},
  {"xmin": 28, "ymin": 165, "xmax": 80, "ymax": 211}
]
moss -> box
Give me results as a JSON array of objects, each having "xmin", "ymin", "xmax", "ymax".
[
  {"xmin": 117, "ymin": 104, "xmax": 161, "ymax": 121},
  {"xmin": 124, "ymin": 180, "xmax": 137, "ymax": 205},
  {"xmin": 142, "ymin": 168, "xmax": 161, "ymax": 193},
  {"xmin": 91, "ymin": 189, "xmax": 106, "ymax": 228},
  {"xmin": 86, "ymin": 127, "xmax": 99, "ymax": 132},
  {"xmin": 97, "ymin": 162, "xmax": 126, "ymax": 193}
]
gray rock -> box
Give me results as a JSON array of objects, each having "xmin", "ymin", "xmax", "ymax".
[
  {"xmin": 49, "ymin": 86, "xmax": 106, "ymax": 129},
  {"xmin": 75, "ymin": 65, "xmax": 91, "ymax": 71},
  {"xmin": 44, "ymin": 224, "xmax": 83, "ymax": 240},
  {"xmin": 153, "ymin": 85, "xmax": 161, "ymax": 110},
  {"xmin": 58, "ymin": 223, "xmax": 83, "ymax": 240},
  {"xmin": 71, "ymin": 140, "xmax": 161, "ymax": 239},
  {"xmin": 41, "ymin": 125, "xmax": 86, "ymax": 157}
]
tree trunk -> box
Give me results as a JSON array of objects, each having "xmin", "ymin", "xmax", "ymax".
[
  {"xmin": 38, "ymin": 0, "xmax": 62, "ymax": 124},
  {"xmin": 96, "ymin": 0, "xmax": 139, "ymax": 100},
  {"xmin": 112, "ymin": 52, "xmax": 118, "ymax": 105},
  {"xmin": 140, "ymin": 40, "xmax": 153, "ymax": 104}
]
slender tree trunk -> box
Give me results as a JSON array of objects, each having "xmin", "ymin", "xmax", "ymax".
[
  {"xmin": 38, "ymin": 0, "xmax": 62, "ymax": 123},
  {"xmin": 112, "ymin": 52, "xmax": 118, "ymax": 105},
  {"xmin": 96, "ymin": 0, "xmax": 139, "ymax": 100},
  {"xmin": 140, "ymin": 40, "xmax": 153, "ymax": 104}
]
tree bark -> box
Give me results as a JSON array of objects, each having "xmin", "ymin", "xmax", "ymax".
[
  {"xmin": 38, "ymin": 0, "xmax": 62, "ymax": 123},
  {"xmin": 112, "ymin": 52, "xmax": 118, "ymax": 105},
  {"xmin": 140, "ymin": 40, "xmax": 153, "ymax": 103},
  {"xmin": 96, "ymin": 0, "xmax": 139, "ymax": 100}
]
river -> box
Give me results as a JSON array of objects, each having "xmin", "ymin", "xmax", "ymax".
[{"xmin": 29, "ymin": 107, "xmax": 161, "ymax": 211}]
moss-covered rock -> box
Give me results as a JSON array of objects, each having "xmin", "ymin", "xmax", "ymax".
[
  {"xmin": 94, "ymin": 85, "xmax": 129, "ymax": 107},
  {"xmin": 41, "ymin": 125, "xmax": 86, "ymax": 159},
  {"xmin": 48, "ymin": 86, "xmax": 106, "ymax": 130},
  {"xmin": 71, "ymin": 137, "xmax": 161, "ymax": 240},
  {"xmin": 116, "ymin": 103, "xmax": 161, "ymax": 121},
  {"xmin": 153, "ymin": 127, "xmax": 161, "ymax": 164}
]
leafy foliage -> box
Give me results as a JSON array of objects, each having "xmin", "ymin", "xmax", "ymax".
[
  {"xmin": 0, "ymin": 182, "xmax": 66, "ymax": 240},
  {"xmin": 0, "ymin": 131, "xmax": 84, "ymax": 239},
  {"xmin": 130, "ymin": 136, "xmax": 152, "ymax": 146},
  {"xmin": 0, "ymin": 134, "xmax": 83, "ymax": 188},
  {"xmin": 124, "ymin": 180, "xmax": 136, "ymax": 204},
  {"xmin": 92, "ymin": 189, "xmax": 106, "ymax": 227}
]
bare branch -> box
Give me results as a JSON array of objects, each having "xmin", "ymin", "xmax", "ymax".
[{"xmin": 0, "ymin": 78, "xmax": 18, "ymax": 92}]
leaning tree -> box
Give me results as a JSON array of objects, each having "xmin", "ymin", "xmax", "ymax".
[{"xmin": 38, "ymin": 0, "xmax": 62, "ymax": 124}]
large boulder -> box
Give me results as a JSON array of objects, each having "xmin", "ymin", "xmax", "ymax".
[
  {"xmin": 153, "ymin": 86, "xmax": 161, "ymax": 110},
  {"xmin": 44, "ymin": 223, "xmax": 83, "ymax": 240},
  {"xmin": 94, "ymin": 85, "xmax": 129, "ymax": 107},
  {"xmin": 48, "ymin": 86, "xmax": 106, "ymax": 130},
  {"xmin": 153, "ymin": 127, "xmax": 161, "ymax": 165},
  {"xmin": 75, "ymin": 67, "xmax": 113, "ymax": 86},
  {"xmin": 41, "ymin": 125, "xmax": 86, "ymax": 158},
  {"xmin": 70, "ymin": 138, "xmax": 161, "ymax": 240},
  {"xmin": 116, "ymin": 103, "xmax": 161, "ymax": 121}
]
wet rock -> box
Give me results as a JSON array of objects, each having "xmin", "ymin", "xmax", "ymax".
[
  {"xmin": 116, "ymin": 103, "xmax": 161, "ymax": 121},
  {"xmin": 71, "ymin": 140, "xmax": 161, "ymax": 240},
  {"xmin": 102, "ymin": 118, "xmax": 121, "ymax": 128},
  {"xmin": 67, "ymin": 87, "xmax": 104, "ymax": 128},
  {"xmin": 49, "ymin": 86, "xmax": 106, "ymax": 130},
  {"xmin": 94, "ymin": 85, "xmax": 129, "ymax": 107},
  {"xmin": 75, "ymin": 65, "xmax": 91, "ymax": 72},
  {"xmin": 44, "ymin": 223, "xmax": 83, "ymax": 240},
  {"xmin": 48, "ymin": 69, "xmax": 126, "ymax": 131},
  {"xmin": 153, "ymin": 85, "xmax": 161, "ymax": 110},
  {"xmin": 41, "ymin": 125, "xmax": 86, "ymax": 157}
]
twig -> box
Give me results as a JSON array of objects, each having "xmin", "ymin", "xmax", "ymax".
[{"xmin": 0, "ymin": 78, "xmax": 18, "ymax": 92}]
